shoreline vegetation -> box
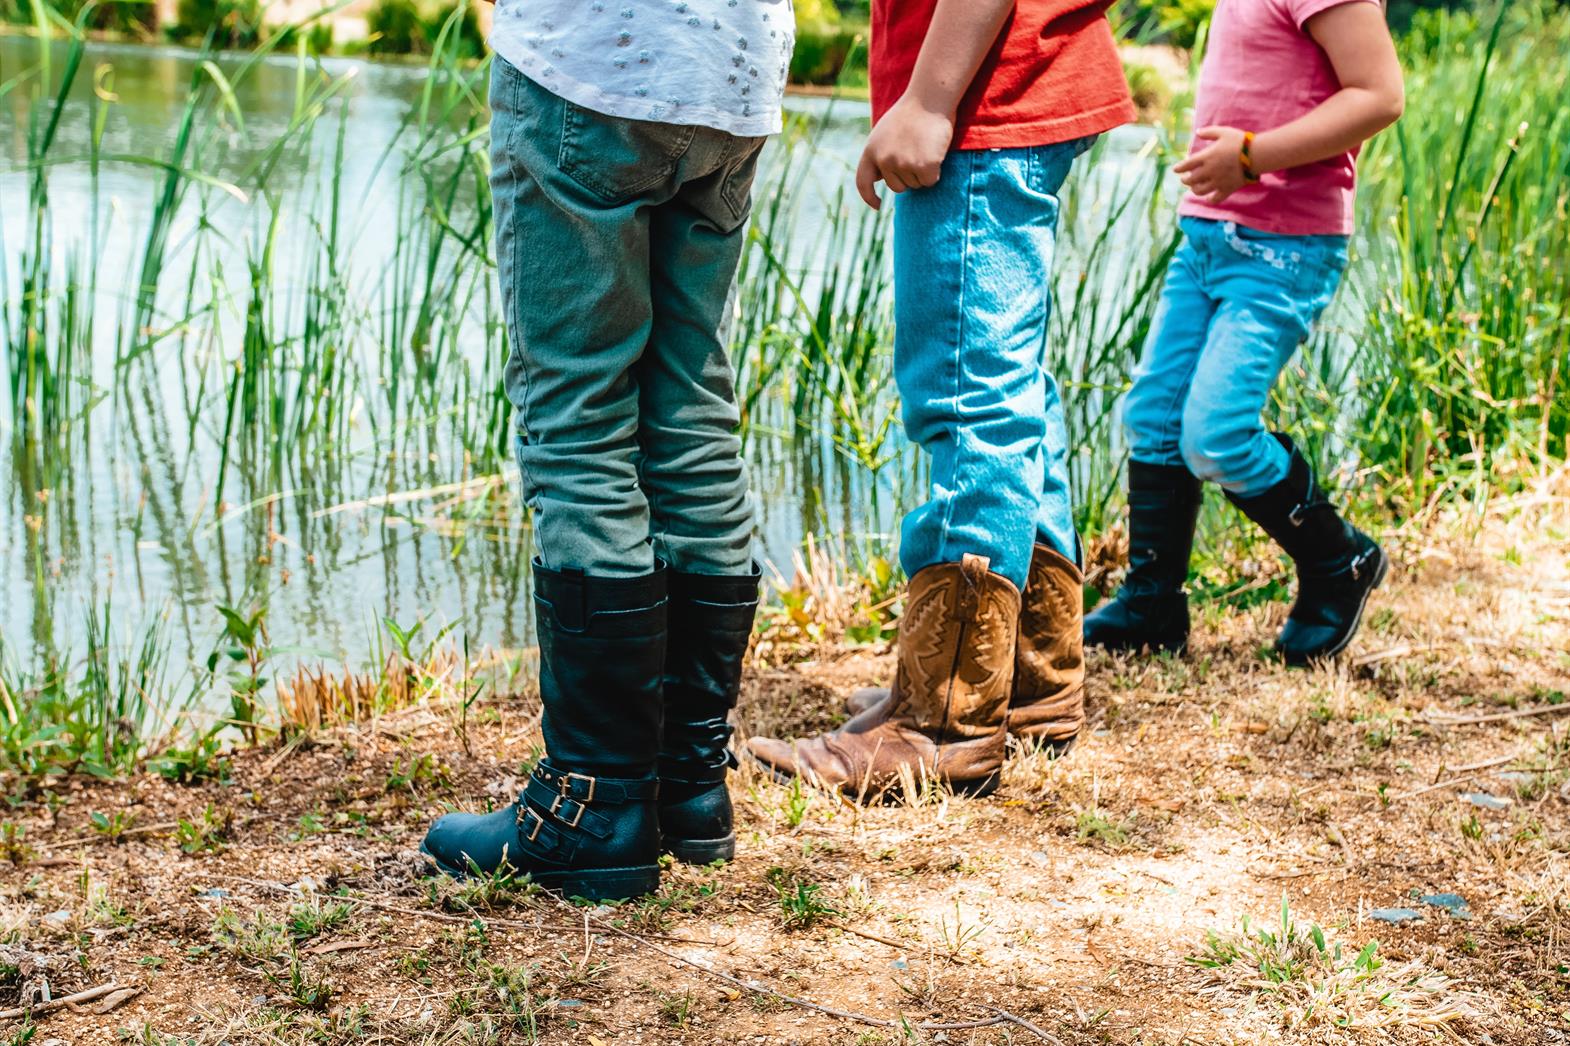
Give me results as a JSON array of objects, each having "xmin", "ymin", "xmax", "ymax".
[
  {"xmin": 0, "ymin": 0, "xmax": 1190, "ymax": 116},
  {"xmin": 1, "ymin": 0, "xmax": 1569, "ymax": 1037}
]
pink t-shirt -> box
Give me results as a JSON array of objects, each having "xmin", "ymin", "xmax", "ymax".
[{"xmin": 1178, "ymin": 0, "xmax": 1380, "ymax": 236}]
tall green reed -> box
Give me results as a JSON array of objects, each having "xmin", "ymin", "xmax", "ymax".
[{"xmin": 1339, "ymin": 1, "xmax": 1570, "ymax": 508}]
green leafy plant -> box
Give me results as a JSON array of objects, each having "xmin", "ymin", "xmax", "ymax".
[{"xmin": 175, "ymin": 804, "xmax": 230, "ymax": 855}]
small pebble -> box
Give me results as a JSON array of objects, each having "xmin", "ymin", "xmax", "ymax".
[
  {"xmin": 1420, "ymin": 892, "xmax": 1471, "ymax": 918},
  {"xmin": 1460, "ymin": 791, "xmax": 1511, "ymax": 810},
  {"xmin": 1370, "ymin": 907, "xmax": 1423, "ymax": 925}
]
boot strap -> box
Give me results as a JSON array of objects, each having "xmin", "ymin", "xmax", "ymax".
[
  {"xmin": 531, "ymin": 763, "xmax": 658, "ymax": 804},
  {"xmin": 518, "ymin": 767, "xmax": 657, "ymax": 842}
]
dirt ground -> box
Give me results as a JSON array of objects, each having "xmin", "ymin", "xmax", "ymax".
[{"xmin": 4, "ymin": 479, "xmax": 1569, "ymax": 1045}]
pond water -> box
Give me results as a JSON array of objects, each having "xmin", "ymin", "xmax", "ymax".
[{"xmin": 0, "ymin": 33, "xmax": 1167, "ymax": 708}]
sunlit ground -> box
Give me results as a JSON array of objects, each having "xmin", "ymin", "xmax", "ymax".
[{"xmin": 3, "ymin": 471, "xmax": 1566, "ymax": 1044}]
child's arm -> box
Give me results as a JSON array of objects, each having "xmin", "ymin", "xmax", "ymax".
[
  {"xmin": 1176, "ymin": 1, "xmax": 1404, "ymax": 204},
  {"xmin": 855, "ymin": 0, "xmax": 1017, "ymax": 209}
]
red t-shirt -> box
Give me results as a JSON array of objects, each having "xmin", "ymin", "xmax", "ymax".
[{"xmin": 870, "ymin": 0, "xmax": 1136, "ymax": 151}]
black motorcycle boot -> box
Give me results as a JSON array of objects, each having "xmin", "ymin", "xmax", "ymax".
[
  {"xmin": 421, "ymin": 562, "xmax": 667, "ymax": 901},
  {"xmin": 1225, "ymin": 435, "xmax": 1388, "ymax": 666},
  {"xmin": 1083, "ymin": 461, "xmax": 1204, "ymax": 654},
  {"xmin": 658, "ymin": 566, "xmax": 760, "ymax": 865}
]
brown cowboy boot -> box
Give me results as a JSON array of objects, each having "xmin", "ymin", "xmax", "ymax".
[
  {"xmin": 845, "ymin": 544, "xmax": 1085, "ymax": 751},
  {"xmin": 745, "ymin": 554, "xmax": 1019, "ymax": 797}
]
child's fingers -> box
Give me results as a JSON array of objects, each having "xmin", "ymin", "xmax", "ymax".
[
  {"xmin": 855, "ymin": 153, "xmax": 882, "ymax": 210},
  {"xmin": 884, "ymin": 170, "xmax": 911, "ymax": 194},
  {"xmin": 1193, "ymin": 126, "xmax": 1223, "ymax": 141}
]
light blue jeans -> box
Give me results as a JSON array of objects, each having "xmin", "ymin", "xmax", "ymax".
[
  {"xmin": 893, "ymin": 140, "xmax": 1091, "ymax": 590},
  {"xmin": 1124, "ymin": 217, "xmax": 1349, "ymax": 497}
]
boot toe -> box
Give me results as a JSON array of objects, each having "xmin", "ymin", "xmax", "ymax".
[
  {"xmin": 421, "ymin": 808, "xmax": 517, "ymax": 877},
  {"xmin": 743, "ymin": 736, "xmax": 801, "ymax": 779},
  {"xmin": 1275, "ymin": 620, "xmax": 1348, "ymax": 665}
]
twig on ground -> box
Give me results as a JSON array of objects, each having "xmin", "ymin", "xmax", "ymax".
[
  {"xmin": 0, "ymin": 982, "xmax": 130, "ymax": 1021},
  {"xmin": 828, "ymin": 920, "xmax": 911, "ymax": 951},
  {"xmin": 1426, "ymin": 704, "xmax": 1570, "ymax": 726}
]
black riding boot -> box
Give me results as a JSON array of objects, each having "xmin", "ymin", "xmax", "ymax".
[
  {"xmin": 1083, "ymin": 461, "xmax": 1203, "ymax": 654},
  {"xmin": 659, "ymin": 567, "xmax": 759, "ymax": 865},
  {"xmin": 1225, "ymin": 435, "xmax": 1388, "ymax": 666},
  {"xmin": 421, "ymin": 562, "xmax": 667, "ymax": 901}
]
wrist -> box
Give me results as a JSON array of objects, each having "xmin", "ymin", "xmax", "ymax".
[
  {"xmin": 1237, "ymin": 130, "xmax": 1262, "ymax": 182},
  {"xmin": 1244, "ymin": 130, "xmax": 1286, "ymax": 176},
  {"xmin": 899, "ymin": 83, "xmax": 961, "ymax": 122}
]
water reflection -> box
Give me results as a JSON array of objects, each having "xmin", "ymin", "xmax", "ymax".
[{"xmin": 0, "ymin": 34, "xmax": 1162, "ymax": 711}]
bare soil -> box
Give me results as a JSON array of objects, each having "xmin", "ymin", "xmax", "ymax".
[{"xmin": 4, "ymin": 483, "xmax": 1569, "ymax": 1045}]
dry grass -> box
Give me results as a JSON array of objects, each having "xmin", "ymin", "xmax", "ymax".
[{"xmin": 2, "ymin": 484, "xmax": 1569, "ymax": 1044}]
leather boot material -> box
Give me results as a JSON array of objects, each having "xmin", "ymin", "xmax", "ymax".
[
  {"xmin": 1083, "ymin": 461, "xmax": 1203, "ymax": 653},
  {"xmin": 847, "ymin": 546, "xmax": 1084, "ymax": 749},
  {"xmin": 659, "ymin": 567, "xmax": 760, "ymax": 865},
  {"xmin": 1005, "ymin": 543, "xmax": 1085, "ymax": 747},
  {"xmin": 1225, "ymin": 434, "xmax": 1387, "ymax": 665},
  {"xmin": 746, "ymin": 555, "xmax": 1018, "ymax": 797},
  {"xmin": 420, "ymin": 563, "xmax": 666, "ymax": 901}
]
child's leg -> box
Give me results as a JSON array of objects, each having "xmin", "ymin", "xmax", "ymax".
[
  {"xmin": 1177, "ymin": 224, "xmax": 1347, "ymax": 494},
  {"xmin": 634, "ymin": 135, "xmax": 764, "ymax": 577},
  {"xmin": 1121, "ymin": 226, "xmax": 1218, "ymax": 467},
  {"xmin": 632, "ymin": 133, "xmax": 766, "ymax": 864},
  {"xmin": 1177, "ymin": 223, "xmax": 1383, "ymax": 664},
  {"xmin": 1083, "ymin": 224, "xmax": 1215, "ymax": 653},
  {"xmin": 493, "ymin": 67, "xmax": 674, "ymax": 578},
  {"xmin": 894, "ymin": 145, "xmax": 1080, "ymax": 590}
]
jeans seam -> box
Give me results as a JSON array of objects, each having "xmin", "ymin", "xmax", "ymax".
[
  {"xmin": 504, "ymin": 66, "xmax": 534, "ymax": 455},
  {"xmin": 1148, "ymin": 243, "xmax": 1204, "ymax": 463},
  {"xmin": 935, "ymin": 153, "xmax": 974, "ymax": 568}
]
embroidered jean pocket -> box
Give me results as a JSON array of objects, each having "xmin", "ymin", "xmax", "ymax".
[
  {"xmin": 1220, "ymin": 222, "xmax": 1308, "ymax": 276},
  {"xmin": 557, "ymin": 100, "xmax": 694, "ymax": 204}
]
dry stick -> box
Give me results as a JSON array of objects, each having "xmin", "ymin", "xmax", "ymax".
[
  {"xmin": 1426, "ymin": 704, "xmax": 1570, "ymax": 726},
  {"xmin": 0, "ymin": 982, "xmax": 128, "ymax": 1021},
  {"xmin": 1389, "ymin": 768, "xmax": 1507, "ymax": 802},
  {"xmin": 43, "ymin": 812, "xmax": 274, "ymax": 852},
  {"xmin": 827, "ymin": 920, "xmax": 912, "ymax": 951}
]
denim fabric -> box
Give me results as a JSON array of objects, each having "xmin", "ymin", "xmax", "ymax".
[
  {"xmin": 1123, "ymin": 217, "xmax": 1348, "ymax": 497},
  {"xmin": 491, "ymin": 58, "xmax": 764, "ymax": 577},
  {"xmin": 892, "ymin": 139, "xmax": 1090, "ymax": 590}
]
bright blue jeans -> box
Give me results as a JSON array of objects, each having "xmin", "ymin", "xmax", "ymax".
[
  {"xmin": 1123, "ymin": 217, "xmax": 1348, "ymax": 497},
  {"xmin": 892, "ymin": 140, "xmax": 1090, "ymax": 590}
]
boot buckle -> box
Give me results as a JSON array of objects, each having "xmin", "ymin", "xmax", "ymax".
[
  {"xmin": 550, "ymin": 793, "xmax": 588, "ymax": 829},
  {"xmin": 1288, "ymin": 503, "xmax": 1308, "ymax": 527},
  {"xmin": 559, "ymin": 772, "xmax": 596, "ymax": 803},
  {"xmin": 520, "ymin": 808, "xmax": 545, "ymax": 843}
]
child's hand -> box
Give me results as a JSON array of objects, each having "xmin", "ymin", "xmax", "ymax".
[
  {"xmin": 855, "ymin": 95, "xmax": 954, "ymax": 210},
  {"xmin": 1174, "ymin": 126, "xmax": 1251, "ymax": 204}
]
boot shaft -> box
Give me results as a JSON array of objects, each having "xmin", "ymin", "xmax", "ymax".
[
  {"xmin": 1010, "ymin": 543, "xmax": 1086, "ymax": 741},
  {"xmin": 533, "ymin": 561, "xmax": 667, "ymax": 777},
  {"xmin": 1123, "ymin": 460, "xmax": 1203, "ymax": 596},
  {"xmin": 660, "ymin": 567, "xmax": 760, "ymax": 783},
  {"xmin": 1224, "ymin": 435, "xmax": 1364, "ymax": 574},
  {"xmin": 890, "ymin": 554, "xmax": 1020, "ymax": 743}
]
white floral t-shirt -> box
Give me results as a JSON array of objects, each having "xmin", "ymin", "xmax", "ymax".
[{"xmin": 490, "ymin": 0, "xmax": 794, "ymax": 137}]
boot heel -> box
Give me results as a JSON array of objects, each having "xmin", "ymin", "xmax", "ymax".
[
  {"xmin": 534, "ymin": 865, "xmax": 662, "ymax": 903},
  {"xmin": 664, "ymin": 834, "xmax": 736, "ymax": 865}
]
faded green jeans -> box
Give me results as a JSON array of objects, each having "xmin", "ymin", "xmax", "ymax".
[{"xmin": 491, "ymin": 57, "xmax": 764, "ymax": 577}]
